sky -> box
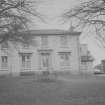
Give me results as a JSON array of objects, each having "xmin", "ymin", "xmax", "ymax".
[{"xmin": 30, "ymin": 0, "xmax": 105, "ymax": 66}]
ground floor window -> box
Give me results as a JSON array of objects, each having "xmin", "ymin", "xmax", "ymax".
[
  {"xmin": 59, "ymin": 52, "xmax": 71, "ymax": 67},
  {"xmin": 1, "ymin": 56, "xmax": 8, "ymax": 69},
  {"xmin": 19, "ymin": 53, "xmax": 32, "ymax": 70}
]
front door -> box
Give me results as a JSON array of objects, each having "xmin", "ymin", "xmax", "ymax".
[{"xmin": 40, "ymin": 53, "xmax": 50, "ymax": 71}]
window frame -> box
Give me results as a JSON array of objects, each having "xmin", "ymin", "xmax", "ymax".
[
  {"xmin": 1, "ymin": 56, "xmax": 8, "ymax": 70},
  {"xmin": 58, "ymin": 52, "xmax": 71, "ymax": 67},
  {"xmin": 19, "ymin": 53, "xmax": 32, "ymax": 70}
]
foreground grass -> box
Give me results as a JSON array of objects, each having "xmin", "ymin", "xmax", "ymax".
[{"xmin": 0, "ymin": 75, "xmax": 105, "ymax": 105}]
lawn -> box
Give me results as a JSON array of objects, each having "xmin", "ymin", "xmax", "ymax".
[{"xmin": 0, "ymin": 75, "xmax": 105, "ymax": 105}]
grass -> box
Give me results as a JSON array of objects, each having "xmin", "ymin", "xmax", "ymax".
[{"xmin": 0, "ymin": 75, "xmax": 105, "ymax": 105}]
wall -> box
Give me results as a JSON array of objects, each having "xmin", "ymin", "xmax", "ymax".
[{"xmin": 0, "ymin": 33, "xmax": 81, "ymax": 75}]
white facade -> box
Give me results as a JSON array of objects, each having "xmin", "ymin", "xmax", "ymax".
[{"xmin": 0, "ymin": 29, "xmax": 81, "ymax": 76}]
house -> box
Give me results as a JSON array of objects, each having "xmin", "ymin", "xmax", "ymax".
[
  {"xmin": 80, "ymin": 44, "xmax": 94, "ymax": 74},
  {"xmin": 94, "ymin": 64, "xmax": 103, "ymax": 74},
  {"xmin": 101, "ymin": 60, "xmax": 105, "ymax": 73},
  {"xmin": 0, "ymin": 29, "xmax": 82, "ymax": 76},
  {"xmin": 94, "ymin": 60, "xmax": 105, "ymax": 74}
]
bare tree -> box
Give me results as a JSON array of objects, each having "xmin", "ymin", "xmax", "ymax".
[
  {"xmin": 0, "ymin": 0, "xmax": 42, "ymax": 45},
  {"xmin": 63, "ymin": 0, "xmax": 105, "ymax": 48}
]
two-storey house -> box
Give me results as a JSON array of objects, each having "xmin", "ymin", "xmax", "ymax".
[{"xmin": 0, "ymin": 29, "xmax": 81, "ymax": 76}]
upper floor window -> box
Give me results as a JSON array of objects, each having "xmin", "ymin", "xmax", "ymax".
[
  {"xmin": 41, "ymin": 36, "xmax": 48, "ymax": 48},
  {"xmin": 1, "ymin": 56, "xmax": 8, "ymax": 69},
  {"xmin": 60, "ymin": 35, "xmax": 68, "ymax": 48},
  {"xmin": 22, "ymin": 44, "xmax": 29, "ymax": 49},
  {"xmin": 1, "ymin": 42, "xmax": 8, "ymax": 49}
]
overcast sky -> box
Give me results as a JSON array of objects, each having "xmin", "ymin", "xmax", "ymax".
[{"xmin": 31, "ymin": 0, "xmax": 105, "ymax": 65}]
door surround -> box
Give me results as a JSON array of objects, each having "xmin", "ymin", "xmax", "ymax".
[{"xmin": 38, "ymin": 49, "xmax": 52, "ymax": 71}]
